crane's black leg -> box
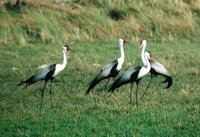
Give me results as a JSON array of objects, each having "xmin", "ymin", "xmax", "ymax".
[
  {"xmin": 141, "ymin": 74, "xmax": 153, "ymax": 100},
  {"xmin": 49, "ymin": 79, "xmax": 53, "ymax": 108},
  {"xmin": 130, "ymin": 82, "xmax": 134, "ymax": 104},
  {"xmin": 40, "ymin": 81, "xmax": 47, "ymax": 109},
  {"xmin": 135, "ymin": 82, "xmax": 139, "ymax": 108}
]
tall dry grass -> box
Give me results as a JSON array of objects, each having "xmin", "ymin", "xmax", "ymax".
[{"xmin": 0, "ymin": 0, "xmax": 200, "ymax": 44}]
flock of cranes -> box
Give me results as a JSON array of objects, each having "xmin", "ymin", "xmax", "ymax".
[{"xmin": 17, "ymin": 39, "xmax": 173, "ymax": 108}]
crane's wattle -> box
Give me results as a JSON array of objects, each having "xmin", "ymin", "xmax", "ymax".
[
  {"xmin": 138, "ymin": 40, "xmax": 143, "ymax": 45},
  {"xmin": 67, "ymin": 47, "xmax": 71, "ymax": 52},
  {"xmin": 150, "ymin": 53, "xmax": 155, "ymax": 58},
  {"xmin": 123, "ymin": 39, "xmax": 128, "ymax": 45},
  {"xmin": 139, "ymin": 39, "xmax": 146, "ymax": 48}
]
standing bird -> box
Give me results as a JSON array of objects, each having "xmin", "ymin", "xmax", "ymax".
[
  {"xmin": 17, "ymin": 45, "xmax": 71, "ymax": 108},
  {"xmin": 108, "ymin": 40, "xmax": 153, "ymax": 107},
  {"xmin": 141, "ymin": 55, "xmax": 173, "ymax": 99},
  {"xmin": 86, "ymin": 38, "xmax": 128, "ymax": 94}
]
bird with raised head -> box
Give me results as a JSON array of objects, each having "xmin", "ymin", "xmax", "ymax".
[
  {"xmin": 17, "ymin": 45, "xmax": 71, "ymax": 108},
  {"xmin": 86, "ymin": 38, "xmax": 128, "ymax": 94}
]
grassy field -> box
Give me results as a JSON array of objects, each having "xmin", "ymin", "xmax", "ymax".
[{"xmin": 1, "ymin": 0, "xmax": 200, "ymax": 137}]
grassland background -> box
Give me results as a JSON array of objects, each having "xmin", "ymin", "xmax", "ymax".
[{"xmin": 0, "ymin": 0, "xmax": 200, "ymax": 136}]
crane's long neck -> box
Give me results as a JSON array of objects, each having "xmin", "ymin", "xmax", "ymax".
[
  {"xmin": 141, "ymin": 44, "xmax": 150, "ymax": 70},
  {"xmin": 137, "ymin": 51, "xmax": 151, "ymax": 79},
  {"xmin": 116, "ymin": 43, "xmax": 124, "ymax": 71},
  {"xmin": 137, "ymin": 44, "xmax": 151, "ymax": 79},
  {"xmin": 57, "ymin": 49, "xmax": 67, "ymax": 72},
  {"xmin": 52, "ymin": 49, "xmax": 67, "ymax": 77},
  {"xmin": 141, "ymin": 44, "xmax": 147, "ymax": 67},
  {"xmin": 62, "ymin": 49, "xmax": 67, "ymax": 68},
  {"xmin": 118, "ymin": 44, "xmax": 125, "ymax": 64},
  {"xmin": 144, "ymin": 53, "xmax": 150, "ymax": 69}
]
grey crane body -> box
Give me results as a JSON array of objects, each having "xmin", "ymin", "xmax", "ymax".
[
  {"xmin": 108, "ymin": 66, "xmax": 142, "ymax": 91},
  {"xmin": 141, "ymin": 59, "xmax": 173, "ymax": 99},
  {"xmin": 17, "ymin": 45, "xmax": 70, "ymax": 109},
  {"xmin": 86, "ymin": 38, "xmax": 128, "ymax": 94},
  {"xmin": 87, "ymin": 60, "xmax": 119, "ymax": 90},
  {"xmin": 17, "ymin": 64, "xmax": 56, "ymax": 87},
  {"xmin": 149, "ymin": 60, "xmax": 172, "ymax": 88}
]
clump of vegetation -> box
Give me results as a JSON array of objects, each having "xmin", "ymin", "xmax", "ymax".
[{"xmin": 108, "ymin": 8, "xmax": 126, "ymax": 20}]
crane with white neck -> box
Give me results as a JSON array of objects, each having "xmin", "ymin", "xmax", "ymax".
[
  {"xmin": 17, "ymin": 45, "xmax": 71, "ymax": 109},
  {"xmin": 86, "ymin": 38, "xmax": 128, "ymax": 94}
]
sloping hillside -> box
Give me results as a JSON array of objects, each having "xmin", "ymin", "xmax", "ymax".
[{"xmin": 0, "ymin": 0, "xmax": 200, "ymax": 44}]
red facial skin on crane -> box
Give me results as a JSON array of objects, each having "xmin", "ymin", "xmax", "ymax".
[
  {"xmin": 67, "ymin": 47, "xmax": 71, "ymax": 52},
  {"xmin": 123, "ymin": 39, "xmax": 128, "ymax": 45},
  {"xmin": 138, "ymin": 40, "xmax": 144, "ymax": 45},
  {"xmin": 150, "ymin": 53, "xmax": 155, "ymax": 58}
]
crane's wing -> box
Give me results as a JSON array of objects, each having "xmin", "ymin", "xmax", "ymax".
[
  {"xmin": 86, "ymin": 60, "xmax": 118, "ymax": 94},
  {"xmin": 100, "ymin": 60, "xmax": 118, "ymax": 78},
  {"xmin": 149, "ymin": 60, "xmax": 171, "ymax": 76},
  {"xmin": 17, "ymin": 64, "xmax": 55, "ymax": 87},
  {"xmin": 149, "ymin": 60, "xmax": 173, "ymax": 88},
  {"xmin": 33, "ymin": 65, "xmax": 52, "ymax": 80},
  {"xmin": 37, "ymin": 64, "xmax": 49, "ymax": 69},
  {"xmin": 108, "ymin": 67, "xmax": 141, "ymax": 92}
]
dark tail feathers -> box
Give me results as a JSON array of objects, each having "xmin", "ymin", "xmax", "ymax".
[
  {"xmin": 17, "ymin": 81, "xmax": 26, "ymax": 86},
  {"xmin": 17, "ymin": 76, "xmax": 34, "ymax": 88},
  {"xmin": 86, "ymin": 77, "xmax": 102, "ymax": 94},
  {"xmin": 161, "ymin": 76, "xmax": 173, "ymax": 88}
]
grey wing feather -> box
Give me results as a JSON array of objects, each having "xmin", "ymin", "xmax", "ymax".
[
  {"xmin": 99, "ymin": 62, "xmax": 116, "ymax": 78},
  {"xmin": 149, "ymin": 60, "xmax": 171, "ymax": 76},
  {"xmin": 86, "ymin": 62, "xmax": 116, "ymax": 94},
  {"xmin": 33, "ymin": 65, "xmax": 52, "ymax": 81},
  {"xmin": 120, "ymin": 68, "xmax": 136, "ymax": 81},
  {"xmin": 149, "ymin": 60, "xmax": 173, "ymax": 88},
  {"xmin": 108, "ymin": 67, "xmax": 139, "ymax": 92},
  {"xmin": 116, "ymin": 68, "xmax": 138, "ymax": 85}
]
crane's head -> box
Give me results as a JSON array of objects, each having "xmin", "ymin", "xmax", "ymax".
[
  {"xmin": 145, "ymin": 51, "xmax": 155, "ymax": 59},
  {"xmin": 63, "ymin": 45, "xmax": 71, "ymax": 52},
  {"xmin": 139, "ymin": 39, "xmax": 146, "ymax": 48},
  {"xmin": 119, "ymin": 38, "xmax": 128, "ymax": 46}
]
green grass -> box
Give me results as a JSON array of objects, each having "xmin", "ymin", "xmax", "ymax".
[
  {"xmin": 1, "ymin": 40, "xmax": 200, "ymax": 136},
  {"xmin": 1, "ymin": 0, "xmax": 200, "ymax": 136}
]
